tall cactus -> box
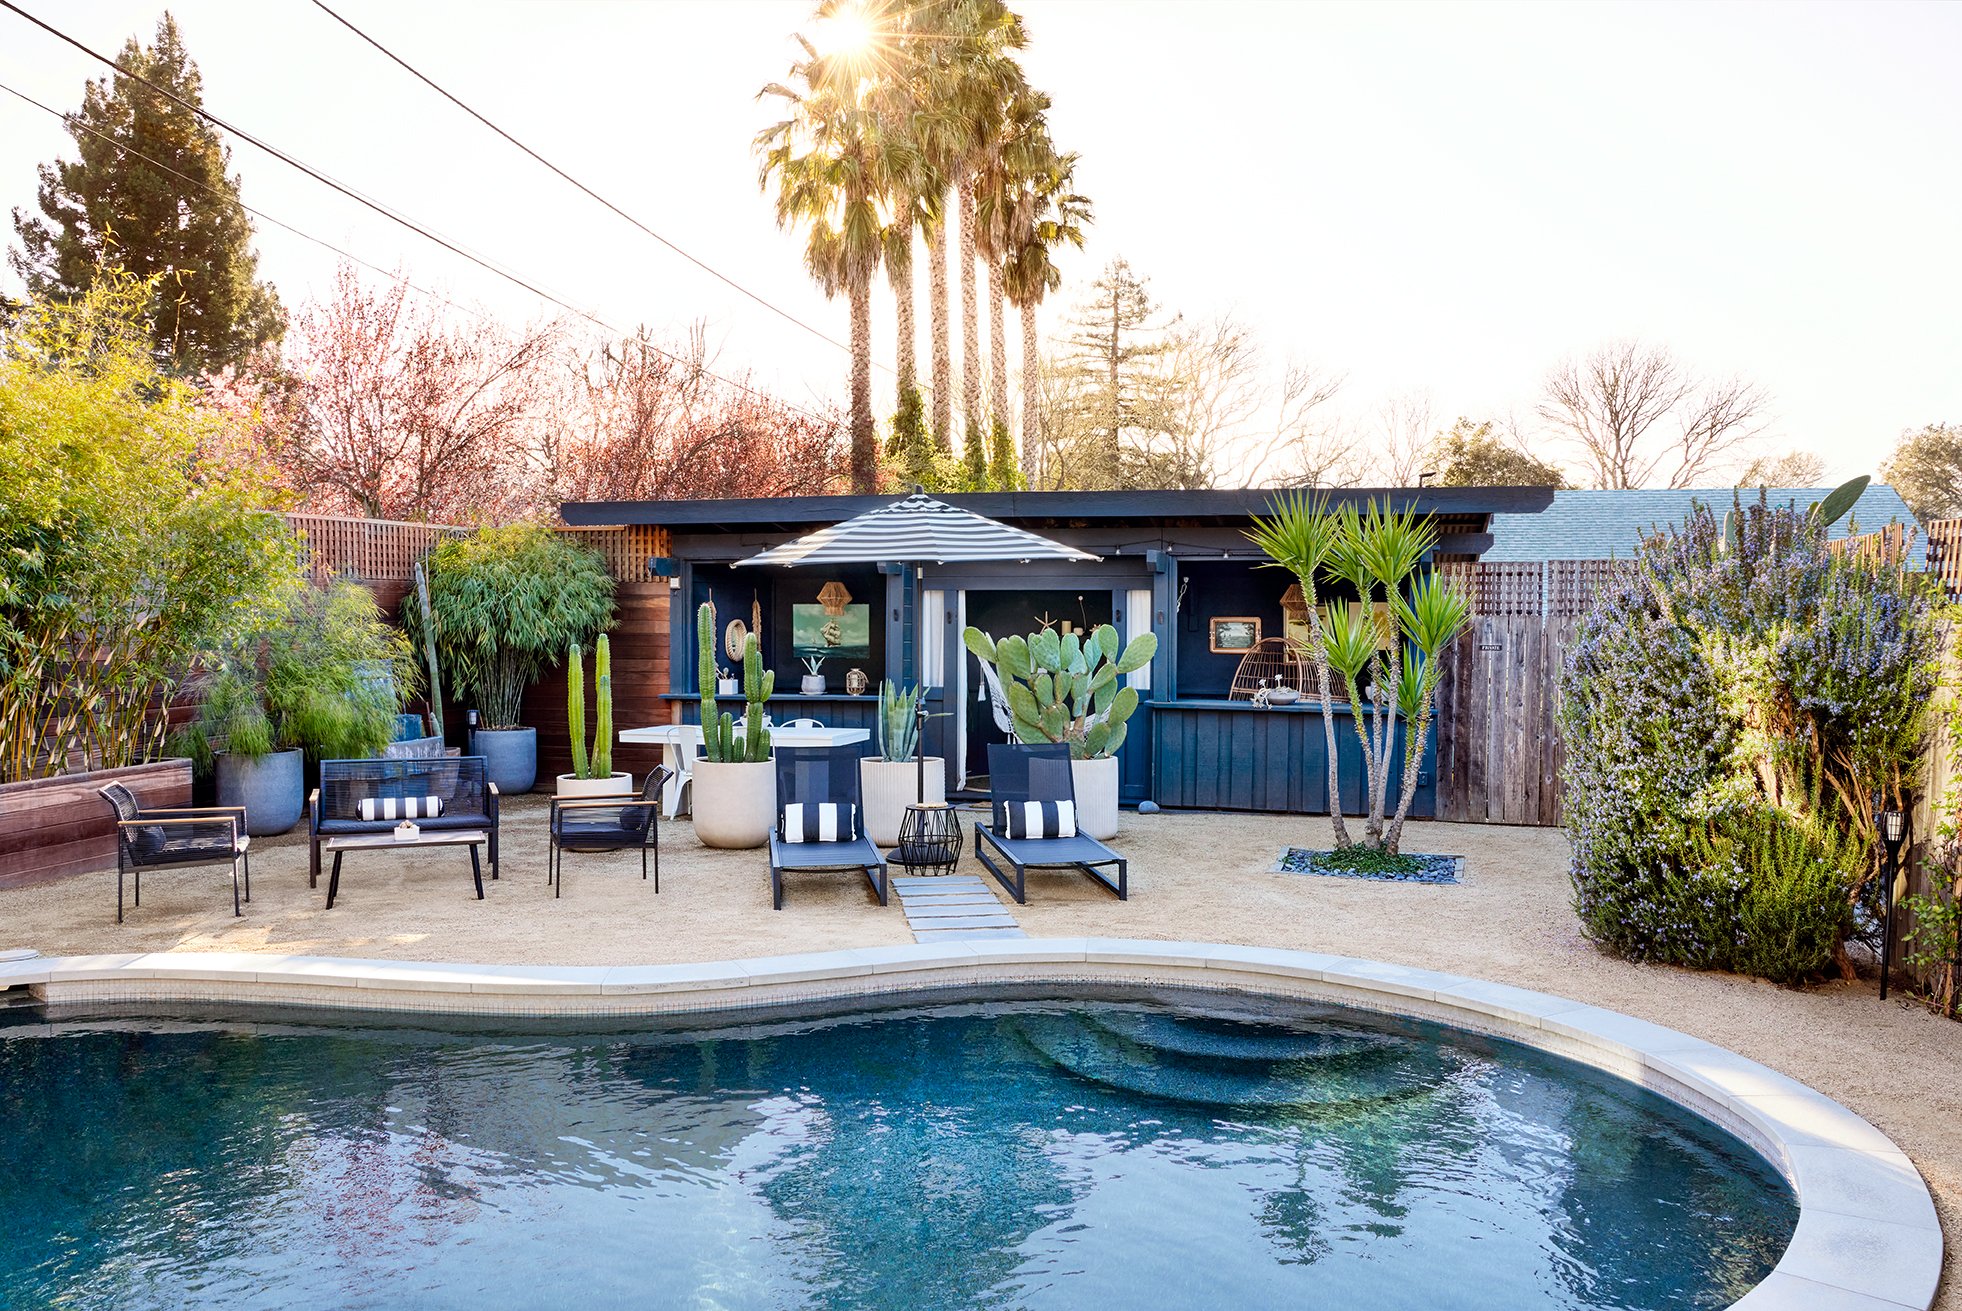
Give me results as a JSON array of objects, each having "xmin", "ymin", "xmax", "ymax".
[
  {"xmin": 698, "ymin": 600, "xmax": 773, "ymax": 762},
  {"xmin": 592, "ymin": 634, "xmax": 613, "ymax": 778},
  {"xmin": 567, "ymin": 641, "xmax": 589, "ymax": 779}
]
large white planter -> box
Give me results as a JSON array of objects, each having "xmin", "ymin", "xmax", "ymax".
[
  {"xmin": 691, "ymin": 759, "xmax": 776, "ymax": 849},
  {"xmin": 554, "ymin": 771, "xmax": 632, "ymax": 799},
  {"xmin": 860, "ymin": 757, "xmax": 946, "ymax": 847},
  {"xmin": 1070, "ymin": 756, "xmax": 1121, "ymax": 840}
]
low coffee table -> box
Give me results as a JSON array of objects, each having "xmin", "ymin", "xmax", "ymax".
[{"xmin": 322, "ymin": 829, "xmax": 488, "ymax": 909}]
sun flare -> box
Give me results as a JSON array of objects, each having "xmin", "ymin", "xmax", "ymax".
[{"xmin": 812, "ymin": 5, "xmax": 876, "ymax": 59}]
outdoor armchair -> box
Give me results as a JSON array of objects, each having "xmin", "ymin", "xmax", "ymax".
[
  {"xmin": 98, "ymin": 782, "xmax": 251, "ymax": 922},
  {"xmin": 974, "ymin": 742, "xmax": 1127, "ymax": 904},
  {"xmin": 768, "ymin": 745, "xmax": 887, "ymax": 910},
  {"xmin": 547, "ymin": 767, "xmax": 672, "ymax": 897}
]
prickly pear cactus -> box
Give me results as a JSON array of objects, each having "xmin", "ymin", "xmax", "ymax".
[{"xmin": 962, "ymin": 622, "xmax": 1156, "ymax": 760}]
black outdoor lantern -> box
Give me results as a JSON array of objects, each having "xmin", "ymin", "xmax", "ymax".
[{"xmin": 1876, "ymin": 805, "xmax": 1910, "ymax": 1002}]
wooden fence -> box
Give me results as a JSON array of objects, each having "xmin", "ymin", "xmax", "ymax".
[
  {"xmin": 1432, "ymin": 561, "xmax": 1625, "ymax": 827},
  {"xmin": 284, "ymin": 513, "xmax": 670, "ymax": 584},
  {"xmin": 1926, "ymin": 519, "xmax": 1962, "ymax": 602}
]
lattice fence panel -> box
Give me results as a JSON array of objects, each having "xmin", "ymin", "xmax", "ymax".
[
  {"xmin": 1925, "ymin": 520, "xmax": 1962, "ymax": 602},
  {"xmin": 1547, "ymin": 560, "xmax": 1627, "ymax": 619},
  {"xmin": 1438, "ymin": 561, "xmax": 1543, "ymax": 617}
]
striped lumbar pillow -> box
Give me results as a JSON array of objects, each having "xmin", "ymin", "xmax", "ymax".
[
  {"xmin": 781, "ymin": 802, "xmax": 853, "ymax": 843},
  {"xmin": 995, "ymin": 799, "xmax": 1077, "ymax": 839},
  {"xmin": 358, "ymin": 795, "xmax": 444, "ymax": 822}
]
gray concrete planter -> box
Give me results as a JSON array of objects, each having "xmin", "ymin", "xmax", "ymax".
[
  {"xmin": 216, "ymin": 748, "xmax": 304, "ymax": 836},
  {"xmin": 472, "ymin": 728, "xmax": 537, "ymax": 795}
]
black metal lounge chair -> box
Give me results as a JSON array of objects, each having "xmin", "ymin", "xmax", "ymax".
[
  {"xmin": 98, "ymin": 783, "xmax": 251, "ymax": 922},
  {"xmin": 548, "ymin": 766, "xmax": 672, "ymax": 898},
  {"xmin": 768, "ymin": 745, "xmax": 888, "ymax": 910},
  {"xmin": 974, "ymin": 742, "xmax": 1127, "ymax": 904}
]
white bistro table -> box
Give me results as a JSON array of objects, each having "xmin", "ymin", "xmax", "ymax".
[{"xmin": 619, "ymin": 722, "xmax": 872, "ymax": 818}]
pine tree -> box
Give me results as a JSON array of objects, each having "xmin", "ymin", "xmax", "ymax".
[
  {"xmin": 1056, "ymin": 258, "xmax": 1174, "ymax": 488},
  {"xmin": 9, "ymin": 13, "xmax": 284, "ymax": 376}
]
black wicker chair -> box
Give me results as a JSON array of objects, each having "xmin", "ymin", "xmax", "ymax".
[
  {"xmin": 974, "ymin": 742, "xmax": 1127, "ymax": 904},
  {"xmin": 548, "ymin": 766, "xmax": 672, "ymax": 897},
  {"xmin": 309, "ymin": 756, "xmax": 499, "ymax": 888},
  {"xmin": 768, "ymin": 745, "xmax": 887, "ymax": 911},
  {"xmin": 98, "ymin": 782, "xmax": 250, "ymax": 922}
]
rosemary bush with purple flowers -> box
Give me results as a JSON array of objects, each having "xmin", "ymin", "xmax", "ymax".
[{"xmin": 1560, "ymin": 495, "xmax": 1944, "ymax": 984}]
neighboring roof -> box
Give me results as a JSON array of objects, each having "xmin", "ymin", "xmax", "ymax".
[
  {"xmin": 562, "ymin": 486, "xmax": 1556, "ymax": 534},
  {"xmin": 1483, "ymin": 486, "xmax": 1926, "ymax": 565}
]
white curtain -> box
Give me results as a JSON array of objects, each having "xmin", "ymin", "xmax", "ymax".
[
  {"xmin": 1126, "ymin": 588, "xmax": 1154, "ymax": 691},
  {"xmin": 921, "ymin": 589, "xmax": 945, "ymax": 688}
]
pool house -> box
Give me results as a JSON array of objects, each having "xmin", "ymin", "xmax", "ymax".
[{"xmin": 558, "ymin": 487, "xmax": 1555, "ymax": 816}]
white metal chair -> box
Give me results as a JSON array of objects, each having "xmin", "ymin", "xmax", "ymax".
[{"xmin": 780, "ymin": 717, "xmax": 826, "ymax": 729}]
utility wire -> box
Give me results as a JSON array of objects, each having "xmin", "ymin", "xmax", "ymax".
[
  {"xmin": 307, "ymin": 0, "xmax": 898, "ymax": 380},
  {"xmin": 1, "ymin": 79, "xmax": 486, "ymax": 323},
  {"xmin": 0, "ymin": 0, "xmax": 839, "ymax": 425}
]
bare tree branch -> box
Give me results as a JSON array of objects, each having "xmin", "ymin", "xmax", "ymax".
[{"xmin": 1538, "ymin": 339, "xmax": 1768, "ymax": 489}]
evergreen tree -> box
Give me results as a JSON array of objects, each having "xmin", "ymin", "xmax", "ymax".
[
  {"xmin": 9, "ymin": 13, "xmax": 284, "ymax": 376},
  {"xmin": 1055, "ymin": 258, "xmax": 1174, "ymax": 487}
]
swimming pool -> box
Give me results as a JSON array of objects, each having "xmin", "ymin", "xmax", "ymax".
[{"xmin": 0, "ymin": 987, "xmax": 1795, "ymax": 1310}]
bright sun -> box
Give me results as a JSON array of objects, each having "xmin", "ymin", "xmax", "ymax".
[{"xmin": 813, "ymin": 6, "xmax": 876, "ymax": 59}]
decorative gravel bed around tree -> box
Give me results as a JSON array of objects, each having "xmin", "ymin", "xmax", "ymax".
[{"xmin": 1274, "ymin": 847, "xmax": 1462, "ymax": 884}]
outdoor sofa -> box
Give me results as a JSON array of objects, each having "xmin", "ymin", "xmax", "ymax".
[{"xmin": 308, "ymin": 756, "xmax": 500, "ymax": 888}]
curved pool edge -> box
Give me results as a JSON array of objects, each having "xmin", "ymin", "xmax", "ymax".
[{"xmin": 0, "ymin": 939, "xmax": 1940, "ymax": 1311}]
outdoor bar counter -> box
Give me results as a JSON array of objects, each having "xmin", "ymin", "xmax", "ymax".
[{"xmin": 1149, "ymin": 699, "xmax": 1433, "ymax": 816}]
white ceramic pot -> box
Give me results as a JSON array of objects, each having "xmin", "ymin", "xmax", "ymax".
[
  {"xmin": 800, "ymin": 674, "xmax": 827, "ymax": 695},
  {"xmin": 691, "ymin": 759, "xmax": 776, "ymax": 848},
  {"xmin": 860, "ymin": 757, "xmax": 946, "ymax": 847},
  {"xmin": 716, "ymin": 678, "xmax": 738, "ymax": 696},
  {"xmin": 554, "ymin": 771, "xmax": 632, "ymax": 799},
  {"xmin": 1070, "ymin": 755, "xmax": 1121, "ymax": 840}
]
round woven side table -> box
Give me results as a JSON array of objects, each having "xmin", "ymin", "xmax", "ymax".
[{"xmin": 891, "ymin": 803, "xmax": 964, "ymax": 877}]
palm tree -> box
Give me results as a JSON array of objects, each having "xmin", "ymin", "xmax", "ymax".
[
  {"xmin": 976, "ymin": 87, "xmax": 1054, "ymax": 441},
  {"xmin": 757, "ymin": 34, "xmax": 887, "ymax": 492},
  {"xmin": 1003, "ymin": 149, "xmax": 1090, "ymax": 480}
]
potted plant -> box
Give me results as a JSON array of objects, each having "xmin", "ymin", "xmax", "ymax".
[
  {"xmin": 691, "ymin": 599, "xmax": 775, "ymax": 848},
  {"xmin": 860, "ymin": 680, "xmax": 945, "ymax": 846},
  {"xmin": 556, "ymin": 635, "xmax": 632, "ymax": 798},
  {"xmin": 961, "ymin": 623, "xmax": 1156, "ymax": 840},
  {"xmin": 177, "ymin": 579, "xmax": 414, "ymax": 835},
  {"xmin": 716, "ymin": 667, "xmax": 738, "ymax": 696},
  {"xmin": 799, "ymin": 654, "xmax": 828, "ymax": 695},
  {"xmin": 412, "ymin": 523, "xmax": 614, "ymax": 795}
]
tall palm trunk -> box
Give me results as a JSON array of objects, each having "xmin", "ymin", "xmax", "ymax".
[
  {"xmin": 890, "ymin": 233, "xmax": 916, "ymax": 398},
  {"xmin": 848, "ymin": 273, "xmax": 875, "ymax": 493},
  {"xmin": 987, "ymin": 258, "xmax": 1009, "ymax": 432},
  {"xmin": 925, "ymin": 203, "xmax": 953, "ymax": 452},
  {"xmin": 956, "ymin": 175, "xmax": 982, "ymax": 450},
  {"xmin": 1020, "ymin": 300, "xmax": 1040, "ymax": 481}
]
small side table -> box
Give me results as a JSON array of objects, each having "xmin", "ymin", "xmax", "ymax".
[
  {"xmin": 890, "ymin": 803, "xmax": 964, "ymax": 877},
  {"xmin": 322, "ymin": 829, "xmax": 488, "ymax": 909}
]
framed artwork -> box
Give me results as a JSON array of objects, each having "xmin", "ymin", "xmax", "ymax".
[
  {"xmin": 1209, "ymin": 616, "xmax": 1261, "ymax": 653},
  {"xmin": 793, "ymin": 603, "xmax": 871, "ymax": 658}
]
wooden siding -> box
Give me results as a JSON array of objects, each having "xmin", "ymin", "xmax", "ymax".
[
  {"xmin": 521, "ymin": 580, "xmax": 675, "ymax": 786},
  {"xmin": 1149, "ymin": 702, "xmax": 1434, "ymax": 818},
  {"xmin": 0, "ymin": 759, "xmax": 192, "ymax": 887}
]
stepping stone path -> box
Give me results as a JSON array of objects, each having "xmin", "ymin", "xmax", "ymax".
[{"xmin": 891, "ymin": 873, "xmax": 1025, "ymax": 943}]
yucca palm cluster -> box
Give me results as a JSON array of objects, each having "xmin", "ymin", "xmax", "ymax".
[{"xmin": 757, "ymin": 0, "xmax": 1089, "ymax": 493}]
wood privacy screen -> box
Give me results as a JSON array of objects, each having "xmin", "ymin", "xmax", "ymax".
[
  {"xmin": 283, "ymin": 514, "xmax": 672, "ymax": 583},
  {"xmin": 1431, "ymin": 561, "xmax": 1626, "ymax": 827}
]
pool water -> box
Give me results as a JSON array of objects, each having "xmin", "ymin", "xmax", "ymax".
[{"xmin": 0, "ymin": 988, "xmax": 1795, "ymax": 1310}]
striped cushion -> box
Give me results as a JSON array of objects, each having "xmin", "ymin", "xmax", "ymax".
[
  {"xmin": 995, "ymin": 799, "xmax": 1077, "ymax": 839},
  {"xmin": 357, "ymin": 795, "xmax": 444, "ymax": 822},
  {"xmin": 781, "ymin": 802, "xmax": 853, "ymax": 843}
]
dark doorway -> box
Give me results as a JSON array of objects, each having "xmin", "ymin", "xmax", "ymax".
[{"xmin": 961, "ymin": 589, "xmax": 1113, "ymax": 788}]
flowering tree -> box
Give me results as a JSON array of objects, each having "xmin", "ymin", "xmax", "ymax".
[
  {"xmin": 538, "ymin": 327, "xmax": 846, "ymax": 503},
  {"xmin": 229, "ymin": 263, "xmax": 556, "ymax": 523}
]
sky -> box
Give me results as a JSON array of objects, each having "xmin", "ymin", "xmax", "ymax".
[{"xmin": 1, "ymin": 0, "xmax": 1958, "ymax": 485}]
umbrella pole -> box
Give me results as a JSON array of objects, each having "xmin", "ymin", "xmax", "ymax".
[{"xmin": 915, "ymin": 565, "xmax": 927, "ymax": 805}]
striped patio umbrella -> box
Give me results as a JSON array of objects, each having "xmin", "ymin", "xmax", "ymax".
[{"xmin": 735, "ymin": 491, "xmax": 1099, "ymax": 567}]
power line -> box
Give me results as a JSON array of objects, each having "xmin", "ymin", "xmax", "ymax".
[
  {"xmin": 0, "ymin": 80, "xmax": 485, "ymax": 323},
  {"xmin": 0, "ymin": 0, "xmax": 839, "ymax": 426},
  {"xmin": 307, "ymin": 0, "xmax": 898, "ymax": 381}
]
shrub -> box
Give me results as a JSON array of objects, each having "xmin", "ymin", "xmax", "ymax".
[
  {"xmin": 1559, "ymin": 494, "xmax": 1942, "ymax": 983},
  {"xmin": 177, "ymin": 577, "xmax": 417, "ymax": 768}
]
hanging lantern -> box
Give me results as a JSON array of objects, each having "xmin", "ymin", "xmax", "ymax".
[
  {"xmin": 845, "ymin": 667, "xmax": 869, "ymax": 696},
  {"xmin": 817, "ymin": 580, "xmax": 853, "ymax": 616},
  {"xmin": 1279, "ymin": 583, "xmax": 1309, "ymax": 622}
]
